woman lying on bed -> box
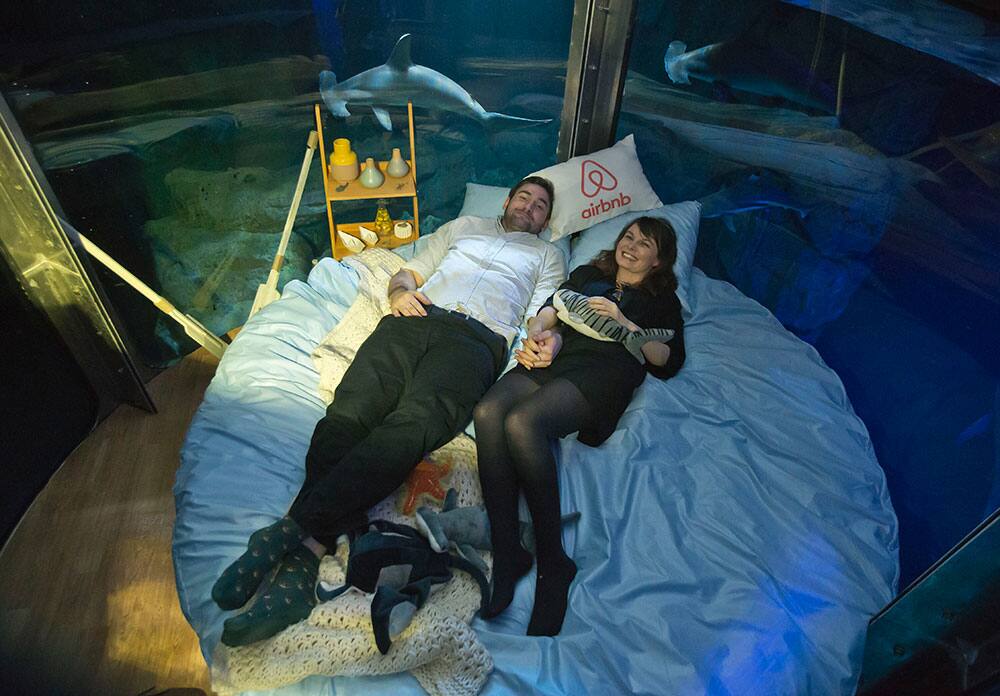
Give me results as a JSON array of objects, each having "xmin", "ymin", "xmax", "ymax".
[{"xmin": 474, "ymin": 216, "xmax": 686, "ymax": 636}]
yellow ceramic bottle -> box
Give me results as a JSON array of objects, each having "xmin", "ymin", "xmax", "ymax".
[{"xmin": 330, "ymin": 138, "xmax": 359, "ymax": 184}]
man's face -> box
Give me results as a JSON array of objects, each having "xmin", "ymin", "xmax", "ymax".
[{"xmin": 501, "ymin": 183, "xmax": 551, "ymax": 235}]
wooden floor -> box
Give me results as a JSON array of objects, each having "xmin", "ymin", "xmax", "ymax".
[{"xmin": 0, "ymin": 347, "xmax": 220, "ymax": 696}]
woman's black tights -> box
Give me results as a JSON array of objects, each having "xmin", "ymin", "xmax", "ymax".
[{"xmin": 473, "ymin": 372, "xmax": 589, "ymax": 635}]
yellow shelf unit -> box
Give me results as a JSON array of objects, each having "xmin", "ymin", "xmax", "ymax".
[{"xmin": 314, "ymin": 102, "xmax": 420, "ymax": 260}]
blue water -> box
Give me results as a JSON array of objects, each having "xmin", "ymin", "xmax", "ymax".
[{"xmin": 622, "ymin": 0, "xmax": 1000, "ymax": 588}]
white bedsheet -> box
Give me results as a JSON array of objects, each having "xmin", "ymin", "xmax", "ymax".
[{"xmin": 173, "ymin": 253, "xmax": 898, "ymax": 695}]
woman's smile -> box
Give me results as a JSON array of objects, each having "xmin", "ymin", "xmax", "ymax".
[{"xmin": 615, "ymin": 223, "xmax": 660, "ymax": 277}]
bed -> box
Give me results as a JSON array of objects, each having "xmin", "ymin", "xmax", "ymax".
[{"xmin": 173, "ymin": 176, "xmax": 899, "ymax": 695}]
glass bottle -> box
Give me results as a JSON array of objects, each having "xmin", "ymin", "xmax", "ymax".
[{"xmin": 374, "ymin": 199, "xmax": 393, "ymax": 238}]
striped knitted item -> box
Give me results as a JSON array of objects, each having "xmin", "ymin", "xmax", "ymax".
[{"xmin": 553, "ymin": 289, "xmax": 674, "ymax": 363}]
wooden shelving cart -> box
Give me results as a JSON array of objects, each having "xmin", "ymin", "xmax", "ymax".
[{"xmin": 313, "ymin": 102, "xmax": 420, "ymax": 260}]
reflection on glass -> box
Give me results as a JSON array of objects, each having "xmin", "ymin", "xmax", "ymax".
[
  {"xmin": 0, "ymin": 1, "xmax": 571, "ymax": 365},
  {"xmin": 621, "ymin": 0, "xmax": 999, "ymax": 589}
]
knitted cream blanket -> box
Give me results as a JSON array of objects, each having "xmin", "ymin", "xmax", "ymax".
[{"xmin": 211, "ymin": 249, "xmax": 493, "ymax": 696}]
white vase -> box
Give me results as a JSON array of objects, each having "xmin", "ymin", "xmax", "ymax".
[
  {"xmin": 358, "ymin": 157, "xmax": 385, "ymax": 188},
  {"xmin": 386, "ymin": 148, "xmax": 410, "ymax": 178}
]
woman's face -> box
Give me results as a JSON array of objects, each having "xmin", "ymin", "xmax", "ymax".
[{"xmin": 615, "ymin": 223, "xmax": 660, "ymax": 278}]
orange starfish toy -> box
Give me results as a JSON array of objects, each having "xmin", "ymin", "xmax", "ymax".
[{"xmin": 399, "ymin": 457, "xmax": 452, "ymax": 515}]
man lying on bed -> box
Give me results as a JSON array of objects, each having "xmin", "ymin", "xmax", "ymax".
[{"xmin": 211, "ymin": 175, "xmax": 566, "ymax": 646}]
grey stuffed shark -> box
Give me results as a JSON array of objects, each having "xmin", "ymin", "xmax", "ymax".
[
  {"xmin": 553, "ymin": 288, "xmax": 674, "ymax": 363},
  {"xmin": 415, "ymin": 489, "xmax": 580, "ymax": 575}
]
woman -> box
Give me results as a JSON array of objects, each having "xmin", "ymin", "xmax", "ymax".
[{"xmin": 473, "ymin": 216, "xmax": 686, "ymax": 636}]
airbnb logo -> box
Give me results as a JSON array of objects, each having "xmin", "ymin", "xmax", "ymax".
[
  {"xmin": 581, "ymin": 160, "xmax": 618, "ymax": 198},
  {"xmin": 581, "ymin": 192, "xmax": 632, "ymax": 220}
]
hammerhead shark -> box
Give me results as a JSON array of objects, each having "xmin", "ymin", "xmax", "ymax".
[{"xmin": 319, "ymin": 33, "xmax": 551, "ymax": 131}]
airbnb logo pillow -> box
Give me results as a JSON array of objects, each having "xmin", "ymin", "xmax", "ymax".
[
  {"xmin": 581, "ymin": 160, "xmax": 618, "ymax": 197},
  {"xmin": 529, "ymin": 134, "xmax": 662, "ymax": 241}
]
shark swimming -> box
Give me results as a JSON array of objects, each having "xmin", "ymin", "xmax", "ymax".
[
  {"xmin": 319, "ymin": 33, "xmax": 552, "ymax": 131},
  {"xmin": 664, "ymin": 40, "xmax": 837, "ymax": 114}
]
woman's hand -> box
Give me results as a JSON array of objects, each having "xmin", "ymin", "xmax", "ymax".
[
  {"xmin": 515, "ymin": 329, "xmax": 563, "ymax": 370},
  {"xmin": 587, "ymin": 296, "xmax": 639, "ymax": 332}
]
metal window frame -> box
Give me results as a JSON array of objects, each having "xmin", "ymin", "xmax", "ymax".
[
  {"xmin": 558, "ymin": 0, "xmax": 638, "ymax": 161},
  {"xmin": 0, "ymin": 93, "xmax": 154, "ymax": 418}
]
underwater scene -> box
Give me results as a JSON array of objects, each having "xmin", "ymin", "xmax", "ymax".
[
  {"xmin": 621, "ymin": 0, "xmax": 999, "ymax": 588},
  {"xmin": 1, "ymin": 0, "xmax": 997, "ymax": 589},
  {"xmin": 1, "ymin": 0, "xmax": 572, "ymax": 362}
]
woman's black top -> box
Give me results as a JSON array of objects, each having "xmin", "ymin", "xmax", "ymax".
[{"xmin": 512, "ymin": 264, "xmax": 685, "ymax": 446}]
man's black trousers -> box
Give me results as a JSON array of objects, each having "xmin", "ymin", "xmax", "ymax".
[{"xmin": 288, "ymin": 307, "xmax": 507, "ymax": 548}]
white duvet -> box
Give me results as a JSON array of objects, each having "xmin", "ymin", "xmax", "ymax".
[{"xmin": 174, "ymin": 247, "xmax": 898, "ymax": 695}]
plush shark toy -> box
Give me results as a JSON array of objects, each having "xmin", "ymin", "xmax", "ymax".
[
  {"xmin": 320, "ymin": 34, "xmax": 552, "ymax": 132},
  {"xmin": 553, "ymin": 289, "xmax": 675, "ymax": 363},
  {"xmin": 415, "ymin": 489, "xmax": 580, "ymax": 568}
]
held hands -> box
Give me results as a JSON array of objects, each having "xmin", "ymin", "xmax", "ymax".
[
  {"xmin": 390, "ymin": 289, "xmax": 431, "ymax": 317},
  {"xmin": 587, "ymin": 296, "xmax": 639, "ymax": 332},
  {"xmin": 515, "ymin": 328, "xmax": 563, "ymax": 370}
]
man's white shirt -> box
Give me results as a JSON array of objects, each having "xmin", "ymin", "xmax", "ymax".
[{"xmin": 403, "ymin": 216, "xmax": 566, "ymax": 346}]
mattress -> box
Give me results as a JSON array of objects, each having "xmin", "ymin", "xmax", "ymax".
[{"xmin": 173, "ymin": 246, "xmax": 898, "ymax": 695}]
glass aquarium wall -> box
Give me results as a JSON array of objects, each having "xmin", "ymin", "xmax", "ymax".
[
  {"xmin": 619, "ymin": 0, "xmax": 1000, "ymax": 588},
  {"xmin": 0, "ymin": 0, "xmax": 572, "ymax": 365}
]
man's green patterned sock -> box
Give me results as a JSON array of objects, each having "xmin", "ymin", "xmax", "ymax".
[
  {"xmin": 212, "ymin": 516, "xmax": 306, "ymax": 610},
  {"xmin": 220, "ymin": 544, "xmax": 319, "ymax": 647}
]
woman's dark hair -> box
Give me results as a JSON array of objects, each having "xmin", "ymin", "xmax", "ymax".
[{"xmin": 592, "ymin": 216, "xmax": 678, "ymax": 295}]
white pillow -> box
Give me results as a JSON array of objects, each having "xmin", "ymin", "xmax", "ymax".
[
  {"xmin": 568, "ymin": 201, "xmax": 702, "ymax": 312},
  {"xmin": 528, "ymin": 134, "xmax": 662, "ymax": 242},
  {"xmin": 458, "ymin": 182, "xmax": 571, "ymax": 263}
]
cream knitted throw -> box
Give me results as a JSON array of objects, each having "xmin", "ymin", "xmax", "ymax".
[
  {"xmin": 313, "ymin": 248, "xmax": 406, "ymax": 405},
  {"xmin": 211, "ymin": 249, "xmax": 494, "ymax": 696}
]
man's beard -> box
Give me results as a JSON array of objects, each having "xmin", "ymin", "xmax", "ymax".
[{"xmin": 502, "ymin": 208, "xmax": 537, "ymax": 234}]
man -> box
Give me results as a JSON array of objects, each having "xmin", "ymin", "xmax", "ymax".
[{"xmin": 213, "ymin": 176, "xmax": 565, "ymax": 646}]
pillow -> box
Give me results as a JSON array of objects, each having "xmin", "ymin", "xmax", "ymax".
[
  {"xmin": 527, "ymin": 134, "xmax": 662, "ymax": 241},
  {"xmin": 458, "ymin": 182, "xmax": 571, "ymax": 263},
  {"xmin": 569, "ymin": 201, "xmax": 702, "ymax": 312}
]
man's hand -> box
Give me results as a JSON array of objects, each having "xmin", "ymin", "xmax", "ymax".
[
  {"xmin": 515, "ymin": 328, "xmax": 563, "ymax": 370},
  {"xmin": 390, "ymin": 289, "xmax": 431, "ymax": 317}
]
